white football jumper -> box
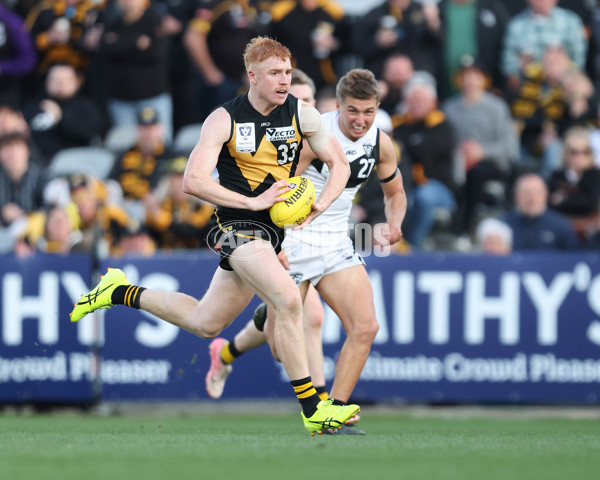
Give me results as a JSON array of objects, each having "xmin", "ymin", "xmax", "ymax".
[{"xmin": 283, "ymin": 110, "xmax": 380, "ymax": 285}]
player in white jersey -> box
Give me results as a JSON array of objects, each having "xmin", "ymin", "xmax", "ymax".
[
  {"xmin": 206, "ymin": 69, "xmax": 407, "ymax": 433},
  {"xmin": 284, "ymin": 108, "xmax": 382, "ymax": 281}
]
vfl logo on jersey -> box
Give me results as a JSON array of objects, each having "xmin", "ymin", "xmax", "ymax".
[
  {"xmin": 266, "ymin": 126, "xmax": 296, "ymax": 141},
  {"xmin": 236, "ymin": 122, "xmax": 255, "ymax": 153},
  {"xmin": 363, "ymin": 144, "xmax": 374, "ymax": 158}
]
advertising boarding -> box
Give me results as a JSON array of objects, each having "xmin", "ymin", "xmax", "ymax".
[
  {"xmin": 0, "ymin": 254, "xmax": 96, "ymax": 403},
  {"xmin": 1, "ymin": 252, "xmax": 599, "ymax": 404}
]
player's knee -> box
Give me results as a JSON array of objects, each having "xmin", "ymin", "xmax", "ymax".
[
  {"xmin": 272, "ymin": 289, "xmax": 303, "ymax": 317},
  {"xmin": 304, "ymin": 303, "xmax": 324, "ymax": 330},
  {"xmin": 349, "ymin": 317, "xmax": 379, "ymax": 343}
]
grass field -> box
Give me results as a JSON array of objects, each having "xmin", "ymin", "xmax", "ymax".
[{"xmin": 1, "ymin": 406, "xmax": 600, "ymax": 480}]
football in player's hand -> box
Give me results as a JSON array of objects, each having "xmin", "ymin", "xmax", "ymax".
[{"xmin": 269, "ymin": 176, "xmax": 315, "ymax": 228}]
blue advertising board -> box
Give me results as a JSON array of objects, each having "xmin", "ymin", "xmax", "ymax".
[
  {"xmin": 1, "ymin": 251, "xmax": 599, "ymax": 404},
  {"xmin": 97, "ymin": 254, "xmax": 283, "ymax": 401},
  {"xmin": 346, "ymin": 253, "xmax": 600, "ymax": 404},
  {"xmin": 0, "ymin": 254, "xmax": 95, "ymax": 403}
]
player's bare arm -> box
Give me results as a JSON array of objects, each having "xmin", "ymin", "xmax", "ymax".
[
  {"xmin": 377, "ymin": 131, "xmax": 407, "ymax": 245},
  {"xmin": 183, "ymin": 107, "xmax": 291, "ymax": 210},
  {"xmin": 295, "ymin": 138, "xmax": 317, "ymax": 176},
  {"xmin": 295, "ymin": 103, "xmax": 350, "ymax": 228}
]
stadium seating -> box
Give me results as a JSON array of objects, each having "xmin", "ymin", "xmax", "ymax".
[
  {"xmin": 48, "ymin": 146, "xmax": 116, "ymax": 180},
  {"xmin": 102, "ymin": 124, "xmax": 139, "ymax": 153},
  {"xmin": 174, "ymin": 123, "xmax": 203, "ymax": 154}
]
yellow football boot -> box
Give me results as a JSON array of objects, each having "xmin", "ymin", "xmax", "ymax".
[
  {"xmin": 70, "ymin": 268, "xmax": 129, "ymax": 322},
  {"xmin": 301, "ymin": 399, "xmax": 360, "ymax": 435}
]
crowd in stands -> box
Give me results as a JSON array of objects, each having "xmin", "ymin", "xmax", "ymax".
[{"xmin": 1, "ymin": 0, "xmax": 600, "ymax": 259}]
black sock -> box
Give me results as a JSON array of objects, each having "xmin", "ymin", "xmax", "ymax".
[
  {"xmin": 291, "ymin": 376, "xmax": 321, "ymax": 417},
  {"xmin": 219, "ymin": 338, "xmax": 242, "ymax": 365},
  {"xmin": 228, "ymin": 338, "xmax": 242, "ymax": 358},
  {"xmin": 111, "ymin": 285, "xmax": 146, "ymax": 309},
  {"xmin": 314, "ymin": 385, "xmax": 328, "ymax": 401},
  {"xmin": 331, "ymin": 398, "xmax": 346, "ymax": 406}
]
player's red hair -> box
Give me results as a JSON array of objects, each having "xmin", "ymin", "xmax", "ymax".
[{"xmin": 243, "ymin": 37, "xmax": 291, "ymax": 71}]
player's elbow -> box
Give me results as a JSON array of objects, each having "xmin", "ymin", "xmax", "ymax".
[
  {"xmin": 181, "ymin": 172, "xmax": 197, "ymax": 196},
  {"xmin": 343, "ymin": 159, "xmax": 351, "ymax": 178},
  {"xmin": 385, "ymin": 186, "xmax": 407, "ymax": 206},
  {"xmin": 335, "ymin": 157, "xmax": 351, "ymax": 182},
  {"xmin": 182, "ymin": 178, "xmax": 194, "ymax": 196}
]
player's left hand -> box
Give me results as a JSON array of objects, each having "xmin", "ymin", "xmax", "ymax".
[{"xmin": 375, "ymin": 222, "xmax": 403, "ymax": 246}]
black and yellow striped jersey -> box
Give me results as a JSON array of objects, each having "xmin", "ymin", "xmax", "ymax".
[
  {"xmin": 211, "ymin": 93, "xmax": 304, "ymax": 266},
  {"xmin": 218, "ymin": 93, "xmax": 304, "ymax": 200}
]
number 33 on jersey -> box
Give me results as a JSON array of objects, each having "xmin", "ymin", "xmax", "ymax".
[{"xmin": 218, "ymin": 94, "xmax": 304, "ymax": 196}]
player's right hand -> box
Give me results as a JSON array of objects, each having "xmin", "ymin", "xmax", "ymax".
[{"xmin": 249, "ymin": 179, "xmax": 291, "ymax": 211}]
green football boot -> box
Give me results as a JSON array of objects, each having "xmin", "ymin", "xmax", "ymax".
[
  {"xmin": 301, "ymin": 399, "xmax": 360, "ymax": 435},
  {"xmin": 70, "ymin": 267, "xmax": 129, "ymax": 322}
]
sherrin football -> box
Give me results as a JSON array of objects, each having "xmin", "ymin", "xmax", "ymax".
[{"xmin": 269, "ymin": 176, "xmax": 315, "ymax": 228}]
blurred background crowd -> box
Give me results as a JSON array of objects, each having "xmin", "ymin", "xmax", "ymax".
[{"xmin": 0, "ymin": 0, "xmax": 599, "ymax": 260}]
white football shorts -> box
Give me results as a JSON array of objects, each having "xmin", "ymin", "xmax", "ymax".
[{"xmin": 282, "ymin": 234, "xmax": 365, "ymax": 285}]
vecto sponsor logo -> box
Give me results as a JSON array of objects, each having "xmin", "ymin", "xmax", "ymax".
[{"xmin": 266, "ymin": 126, "xmax": 296, "ymax": 141}]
